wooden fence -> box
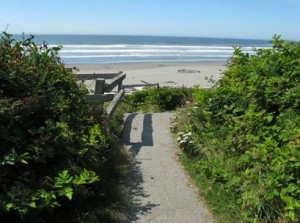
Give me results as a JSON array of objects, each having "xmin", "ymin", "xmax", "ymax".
[
  {"xmin": 76, "ymin": 71, "xmax": 126, "ymax": 125},
  {"xmin": 21, "ymin": 71, "xmax": 162, "ymax": 130}
]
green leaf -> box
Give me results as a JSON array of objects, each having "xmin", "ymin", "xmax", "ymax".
[
  {"xmin": 53, "ymin": 170, "xmax": 73, "ymax": 188},
  {"xmin": 58, "ymin": 187, "xmax": 73, "ymax": 200},
  {"xmin": 266, "ymin": 115, "xmax": 273, "ymax": 123},
  {"xmin": 264, "ymin": 193, "xmax": 274, "ymax": 201},
  {"xmin": 5, "ymin": 203, "xmax": 14, "ymax": 211},
  {"xmin": 28, "ymin": 201, "xmax": 36, "ymax": 208},
  {"xmin": 73, "ymin": 169, "xmax": 99, "ymax": 185}
]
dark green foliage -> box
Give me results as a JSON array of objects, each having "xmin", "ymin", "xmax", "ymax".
[
  {"xmin": 124, "ymin": 86, "xmax": 194, "ymax": 111},
  {"xmin": 0, "ymin": 33, "xmax": 124, "ymax": 222},
  {"xmin": 179, "ymin": 36, "xmax": 300, "ymax": 222}
]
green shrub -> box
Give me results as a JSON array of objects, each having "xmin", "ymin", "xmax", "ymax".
[
  {"xmin": 124, "ymin": 86, "xmax": 194, "ymax": 111},
  {"xmin": 0, "ymin": 33, "xmax": 112, "ymax": 222},
  {"xmin": 177, "ymin": 36, "xmax": 300, "ymax": 222}
]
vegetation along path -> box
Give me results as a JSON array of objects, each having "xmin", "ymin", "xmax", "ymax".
[{"xmin": 123, "ymin": 112, "xmax": 212, "ymax": 223}]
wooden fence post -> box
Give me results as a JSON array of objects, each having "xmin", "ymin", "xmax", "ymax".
[
  {"xmin": 117, "ymin": 71, "xmax": 123, "ymax": 92},
  {"xmin": 94, "ymin": 78, "xmax": 105, "ymax": 123},
  {"xmin": 95, "ymin": 78, "xmax": 105, "ymax": 94}
]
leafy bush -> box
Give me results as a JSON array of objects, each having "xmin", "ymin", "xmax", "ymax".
[
  {"xmin": 177, "ymin": 36, "xmax": 300, "ymax": 222},
  {"xmin": 0, "ymin": 33, "xmax": 117, "ymax": 222},
  {"xmin": 124, "ymin": 86, "xmax": 194, "ymax": 111}
]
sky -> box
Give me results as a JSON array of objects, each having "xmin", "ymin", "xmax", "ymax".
[{"xmin": 0, "ymin": 0, "xmax": 299, "ymax": 40}]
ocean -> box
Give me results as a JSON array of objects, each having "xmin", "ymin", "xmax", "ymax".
[{"xmin": 13, "ymin": 34, "xmax": 271, "ymax": 64}]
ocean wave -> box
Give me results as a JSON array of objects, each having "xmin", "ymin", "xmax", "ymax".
[
  {"xmin": 60, "ymin": 54, "xmax": 231, "ymax": 58},
  {"xmin": 49, "ymin": 44, "xmax": 128, "ymax": 48},
  {"xmin": 52, "ymin": 44, "xmax": 269, "ymax": 49},
  {"xmin": 60, "ymin": 49, "xmax": 236, "ymax": 53},
  {"xmin": 55, "ymin": 44, "xmax": 269, "ymax": 63}
]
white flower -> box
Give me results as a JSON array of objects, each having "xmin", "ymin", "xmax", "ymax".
[{"xmin": 178, "ymin": 132, "xmax": 184, "ymax": 136}]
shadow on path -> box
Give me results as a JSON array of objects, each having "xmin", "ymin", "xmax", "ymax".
[
  {"xmin": 124, "ymin": 113, "xmax": 154, "ymax": 156},
  {"xmin": 123, "ymin": 113, "xmax": 159, "ymax": 222}
]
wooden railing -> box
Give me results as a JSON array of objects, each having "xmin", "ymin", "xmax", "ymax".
[
  {"xmin": 76, "ymin": 71, "xmax": 126, "ymax": 124},
  {"xmin": 16, "ymin": 72, "xmax": 126, "ymax": 130},
  {"xmin": 26, "ymin": 71, "xmax": 162, "ymax": 127}
]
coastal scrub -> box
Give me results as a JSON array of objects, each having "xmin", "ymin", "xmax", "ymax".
[
  {"xmin": 0, "ymin": 33, "xmax": 127, "ymax": 222},
  {"xmin": 174, "ymin": 36, "xmax": 300, "ymax": 222}
]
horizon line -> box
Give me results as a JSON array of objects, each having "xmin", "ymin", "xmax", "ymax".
[{"xmin": 10, "ymin": 32, "xmax": 274, "ymax": 42}]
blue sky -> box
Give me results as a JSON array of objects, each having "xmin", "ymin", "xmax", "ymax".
[{"xmin": 0, "ymin": 0, "xmax": 299, "ymax": 40}]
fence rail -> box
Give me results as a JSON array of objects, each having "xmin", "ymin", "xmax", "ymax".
[
  {"xmin": 75, "ymin": 72, "xmax": 121, "ymax": 80},
  {"xmin": 104, "ymin": 73, "xmax": 126, "ymax": 92},
  {"xmin": 107, "ymin": 89, "xmax": 125, "ymax": 119},
  {"xmin": 84, "ymin": 94, "xmax": 115, "ymax": 103}
]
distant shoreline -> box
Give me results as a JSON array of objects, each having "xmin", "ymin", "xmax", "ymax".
[{"xmin": 13, "ymin": 33, "xmax": 271, "ymax": 43}]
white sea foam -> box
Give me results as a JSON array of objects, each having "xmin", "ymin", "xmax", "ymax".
[
  {"xmin": 49, "ymin": 44, "xmax": 128, "ymax": 48},
  {"xmin": 54, "ymin": 43, "xmax": 269, "ymax": 63},
  {"xmin": 61, "ymin": 54, "xmax": 231, "ymax": 58},
  {"xmin": 60, "ymin": 49, "xmax": 235, "ymax": 53}
]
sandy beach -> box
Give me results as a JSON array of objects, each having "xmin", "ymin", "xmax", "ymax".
[{"xmin": 70, "ymin": 61, "xmax": 226, "ymax": 89}]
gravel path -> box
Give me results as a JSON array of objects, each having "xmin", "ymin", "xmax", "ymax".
[{"xmin": 123, "ymin": 112, "xmax": 212, "ymax": 223}]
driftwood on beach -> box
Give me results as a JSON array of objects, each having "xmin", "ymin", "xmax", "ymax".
[
  {"xmin": 178, "ymin": 69, "xmax": 201, "ymax": 73},
  {"xmin": 122, "ymin": 79, "xmax": 160, "ymax": 91}
]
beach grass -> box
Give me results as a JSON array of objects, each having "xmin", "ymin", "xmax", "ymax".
[{"xmin": 180, "ymin": 154, "xmax": 242, "ymax": 223}]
